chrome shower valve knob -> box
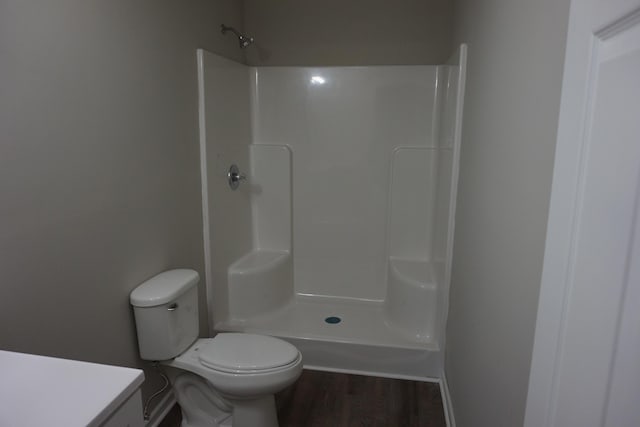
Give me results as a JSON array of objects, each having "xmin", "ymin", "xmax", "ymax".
[{"xmin": 228, "ymin": 164, "xmax": 246, "ymax": 190}]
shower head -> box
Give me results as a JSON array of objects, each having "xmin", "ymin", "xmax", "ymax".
[{"xmin": 220, "ymin": 24, "xmax": 254, "ymax": 49}]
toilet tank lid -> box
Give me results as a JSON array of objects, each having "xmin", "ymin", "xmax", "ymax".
[{"xmin": 130, "ymin": 269, "xmax": 199, "ymax": 307}]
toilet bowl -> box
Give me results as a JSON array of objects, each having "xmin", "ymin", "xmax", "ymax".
[
  {"xmin": 166, "ymin": 370, "xmax": 233, "ymax": 427},
  {"xmin": 130, "ymin": 269, "xmax": 302, "ymax": 427},
  {"xmin": 167, "ymin": 335, "xmax": 302, "ymax": 427}
]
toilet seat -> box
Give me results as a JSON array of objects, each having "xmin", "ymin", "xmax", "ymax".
[
  {"xmin": 167, "ymin": 336, "xmax": 302, "ymax": 400},
  {"xmin": 198, "ymin": 333, "xmax": 300, "ymax": 374}
]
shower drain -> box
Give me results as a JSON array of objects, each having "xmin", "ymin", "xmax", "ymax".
[{"xmin": 324, "ymin": 316, "xmax": 341, "ymax": 324}]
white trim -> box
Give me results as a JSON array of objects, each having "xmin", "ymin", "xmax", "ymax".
[
  {"xmin": 196, "ymin": 49, "xmax": 215, "ymax": 334},
  {"xmin": 436, "ymin": 47, "xmax": 465, "ymax": 427},
  {"xmin": 440, "ymin": 373, "xmax": 456, "ymax": 427},
  {"xmin": 523, "ymin": 0, "xmax": 597, "ymax": 421},
  {"xmin": 145, "ymin": 392, "xmax": 177, "ymax": 427},
  {"xmin": 524, "ymin": 2, "xmax": 640, "ymax": 426},
  {"xmin": 439, "ymin": 43, "xmax": 467, "ymax": 354},
  {"xmin": 525, "ymin": 34, "xmax": 600, "ymax": 427}
]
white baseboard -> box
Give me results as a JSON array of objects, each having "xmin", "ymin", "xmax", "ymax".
[
  {"xmin": 145, "ymin": 391, "xmax": 177, "ymax": 427},
  {"xmin": 440, "ymin": 373, "xmax": 456, "ymax": 427}
]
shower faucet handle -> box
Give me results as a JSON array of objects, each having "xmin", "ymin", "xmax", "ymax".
[{"xmin": 228, "ymin": 164, "xmax": 246, "ymax": 190}]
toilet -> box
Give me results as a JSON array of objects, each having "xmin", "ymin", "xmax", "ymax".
[{"xmin": 130, "ymin": 269, "xmax": 302, "ymax": 427}]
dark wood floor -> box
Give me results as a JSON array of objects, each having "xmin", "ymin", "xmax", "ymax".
[{"xmin": 159, "ymin": 370, "xmax": 446, "ymax": 427}]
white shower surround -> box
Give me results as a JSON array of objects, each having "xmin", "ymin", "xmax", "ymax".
[{"xmin": 198, "ymin": 47, "xmax": 466, "ymax": 379}]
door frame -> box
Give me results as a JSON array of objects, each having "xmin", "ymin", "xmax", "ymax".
[{"xmin": 524, "ymin": 1, "xmax": 640, "ymax": 425}]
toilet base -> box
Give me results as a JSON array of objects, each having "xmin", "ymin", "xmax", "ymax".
[
  {"xmin": 226, "ymin": 395, "xmax": 279, "ymax": 427},
  {"xmin": 166, "ymin": 370, "xmax": 232, "ymax": 427},
  {"xmin": 164, "ymin": 367, "xmax": 282, "ymax": 427}
]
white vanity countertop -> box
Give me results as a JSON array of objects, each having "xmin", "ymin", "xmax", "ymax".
[{"xmin": 0, "ymin": 350, "xmax": 145, "ymax": 427}]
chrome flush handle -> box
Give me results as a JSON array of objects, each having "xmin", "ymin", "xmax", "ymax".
[{"xmin": 228, "ymin": 164, "xmax": 246, "ymax": 190}]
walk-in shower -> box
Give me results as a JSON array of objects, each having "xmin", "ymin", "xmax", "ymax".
[{"xmin": 197, "ymin": 47, "xmax": 466, "ymax": 379}]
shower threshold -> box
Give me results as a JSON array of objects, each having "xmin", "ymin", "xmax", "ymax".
[{"xmin": 215, "ymin": 294, "xmax": 438, "ymax": 351}]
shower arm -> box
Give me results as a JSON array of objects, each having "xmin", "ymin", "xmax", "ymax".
[{"xmin": 220, "ymin": 24, "xmax": 254, "ymax": 48}]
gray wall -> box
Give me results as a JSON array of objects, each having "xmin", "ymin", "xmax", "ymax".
[
  {"xmin": 445, "ymin": 1, "xmax": 571, "ymax": 426},
  {"xmin": 243, "ymin": 0, "xmax": 453, "ymax": 65},
  {"xmin": 0, "ymin": 0, "xmax": 244, "ymax": 404}
]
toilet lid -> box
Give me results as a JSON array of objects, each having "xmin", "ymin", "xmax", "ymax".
[{"xmin": 198, "ymin": 333, "xmax": 299, "ymax": 373}]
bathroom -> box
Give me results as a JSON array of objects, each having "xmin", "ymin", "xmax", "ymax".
[{"xmin": 3, "ymin": 0, "xmax": 638, "ymax": 426}]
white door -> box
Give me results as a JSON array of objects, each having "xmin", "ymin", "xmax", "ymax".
[{"xmin": 524, "ymin": 1, "xmax": 640, "ymax": 426}]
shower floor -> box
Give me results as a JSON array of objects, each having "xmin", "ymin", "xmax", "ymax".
[{"xmin": 215, "ymin": 294, "xmax": 438, "ymax": 351}]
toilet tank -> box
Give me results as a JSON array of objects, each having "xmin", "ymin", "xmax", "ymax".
[{"xmin": 130, "ymin": 269, "xmax": 200, "ymax": 361}]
